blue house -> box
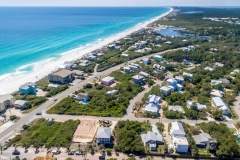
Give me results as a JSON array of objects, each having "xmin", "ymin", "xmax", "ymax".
[
  {"xmin": 132, "ymin": 75, "xmax": 145, "ymax": 85},
  {"xmin": 123, "ymin": 67, "xmax": 132, "ymax": 74},
  {"xmin": 154, "ymin": 55, "xmax": 163, "ymax": 62},
  {"xmin": 19, "ymin": 82, "xmax": 37, "ymax": 94}
]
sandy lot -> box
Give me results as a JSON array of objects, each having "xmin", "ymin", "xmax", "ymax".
[
  {"xmin": 72, "ymin": 119, "xmax": 99, "ymax": 143},
  {"xmin": 36, "ymin": 88, "xmax": 47, "ymax": 97}
]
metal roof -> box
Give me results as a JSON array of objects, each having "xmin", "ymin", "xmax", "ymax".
[
  {"xmin": 101, "ymin": 76, "xmax": 115, "ymax": 82},
  {"xmin": 96, "ymin": 127, "xmax": 111, "ymax": 139}
]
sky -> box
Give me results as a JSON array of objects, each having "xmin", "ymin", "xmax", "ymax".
[{"xmin": 0, "ymin": 0, "xmax": 240, "ymax": 7}]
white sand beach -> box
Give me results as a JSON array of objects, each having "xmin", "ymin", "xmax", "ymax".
[{"xmin": 0, "ymin": 7, "xmax": 173, "ymax": 95}]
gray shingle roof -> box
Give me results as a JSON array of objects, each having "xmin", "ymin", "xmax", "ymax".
[
  {"xmin": 96, "ymin": 128, "xmax": 111, "ymax": 139},
  {"xmin": 192, "ymin": 133, "xmax": 211, "ymax": 145}
]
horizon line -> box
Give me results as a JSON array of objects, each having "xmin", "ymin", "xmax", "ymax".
[{"xmin": 0, "ymin": 5, "xmax": 240, "ymax": 7}]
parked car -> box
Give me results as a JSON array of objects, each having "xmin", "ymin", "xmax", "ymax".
[
  {"xmin": 52, "ymin": 150, "xmax": 61, "ymax": 155},
  {"xmin": 36, "ymin": 112, "xmax": 42, "ymax": 115},
  {"xmin": 19, "ymin": 128, "xmax": 25, "ymax": 132},
  {"xmin": 76, "ymin": 151, "xmax": 82, "ymax": 155},
  {"xmin": 12, "ymin": 150, "xmax": 20, "ymax": 155},
  {"xmin": 68, "ymin": 151, "xmax": 74, "ymax": 155},
  {"xmin": 163, "ymin": 131, "xmax": 166, "ymax": 137},
  {"xmin": 54, "ymin": 98, "xmax": 58, "ymax": 101},
  {"xmin": 99, "ymin": 156, "xmax": 105, "ymax": 160},
  {"xmin": 22, "ymin": 158, "xmax": 27, "ymax": 160}
]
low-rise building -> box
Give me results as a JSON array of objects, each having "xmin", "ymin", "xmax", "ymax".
[
  {"xmin": 96, "ymin": 127, "xmax": 111, "ymax": 144},
  {"xmin": 212, "ymin": 97, "xmax": 230, "ymax": 115},
  {"xmin": 132, "ymin": 75, "xmax": 144, "ymax": 84},
  {"xmin": 73, "ymin": 70, "xmax": 84, "ymax": 76},
  {"xmin": 48, "ymin": 84, "xmax": 60, "ymax": 88},
  {"xmin": 148, "ymin": 95, "xmax": 161, "ymax": 104},
  {"xmin": 173, "ymin": 136, "xmax": 189, "ymax": 153},
  {"xmin": 154, "ymin": 55, "xmax": 163, "ymax": 62},
  {"xmin": 19, "ymin": 82, "xmax": 37, "ymax": 94},
  {"xmin": 192, "ymin": 133, "xmax": 211, "ymax": 147},
  {"xmin": 144, "ymin": 103, "xmax": 159, "ymax": 113},
  {"xmin": 167, "ymin": 79, "xmax": 183, "ymax": 91},
  {"xmin": 0, "ymin": 94, "xmax": 15, "ymax": 112},
  {"xmin": 14, "ymin": 100, "xmax": 29, "ymax": 109},
  {"xmin": 142, "ymin": 58, "xmax": 151, "ymax": 65},
  {"xmin": 210, "ymin": 89, "xmax": 223, "ymax": 97},
  {"xmin": 175, "ymin": 76, "xmax": 184, "ymax": 84},
  {"xmin": 214, "ymin": 62, "xmax": 224, "ymax": 68},
  {"xmin": 186, "ymin": 100, "xmax": 207, "ymax": 110},
  {"xmin": 49, "ymin": 69, "xmax": 74, "ymax": 84},
  {"xmin": 160, "ymin": 86, "xmax": 172, "ymax": 96},
  {"xmin": 168, "ymin": 105, "xmax": 185, "ymax": 113},
  {"xmin": 123, "ymin": 67, "xmax": 132, "ymax": 74},
  {"xmin": 165, "ymin": 41, "xmax": 172, "ymax": 45},
  {"xmin": 129, "ymin": 63, "xmax": 142, "ymax": 70},
  {"xmin": 183, "ymin": 72, "xmax": 193, "ymax": 79},
  {"xmin": 106, "ymin": 90, "xmax": 118, "ymax": 96},
  {"xmin": 101, "ymin": 76, "xmax": 115, "ymax": 86},
  {"xmin": 204, "ymin": 67, "xmax": 214, "ymax": 72},
  {"xmin": 170, "ymin": 121, "xmax": 186, "ymax": 138},
  {"xmin": 76, "ymin": 93, "xmax": 89, "ymax": 102},
  {"xmin": 141, "ymin": 125, "xmax": 163, "ymax": 151},
  {"xmin": 139, "ymin": 71, "xmax": 150, "ymax": 77},
  {"xmin": 211, "ymin": 80, "xmax": 222, "ymax": 86}
]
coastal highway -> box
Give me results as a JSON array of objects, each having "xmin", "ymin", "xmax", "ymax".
[{"xmin": 0, "ymin": 47, "xmax": 237, "ymax": 142}]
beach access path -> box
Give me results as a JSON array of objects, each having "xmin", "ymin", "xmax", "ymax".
[{"xmin": 0, "ymin": 48, "xmax": 182, "ymax": 142}]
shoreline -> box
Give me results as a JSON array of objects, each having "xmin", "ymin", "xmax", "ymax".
[{"xmin": 0, "ymin": 7, "xmax": 174, "ymax": 95}]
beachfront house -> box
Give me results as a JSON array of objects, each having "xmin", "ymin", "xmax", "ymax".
[
  {"xmin": 142, "ymin": 58, "xmax": 151, "ymax": 65},
  {"xmin": 123, "ymin": 67, "xmax": 132, "ymax": 74},
  {"xmin": 141, "ymin": 125, "xmax": 163, "ymax": 151},
  {"xmin": 58, "ymin": 61, "xmax": 74, "ymax": 70},
  {"xmin": 101, "ymin": 76, "xmax": 115, "ymax": 86},
  {"xmin": 132, "ymin": 75, "xmax": 144, "ymax": 85},
  {"xmin": 14, "ymin": 100, "xmax": 29, "ymax": 109},
  {"xmin": 168, "ymin": 105, "xmax": 185, "ymax": 113},
  {"xmin": 212, "ymin": 97, "xmax": 231, "ymax": 115},
  {"xmin": 170, "ymin": 121, "xmax": 189, "ymax": 153},
  {"xmin": 139, "ymin": 71, "xmax": 150, "ymax": 78},
  {"xmin": 49, "ymin": 69, "xmax": 74, "ymax": 84},
  {"xmin": 186, "ymin": 100, "xmax": 207, "ymax": 110},
  {"xmin": 96, "ymin": 127, "xmax": 111, "ymax": 144},
  {"xmin": 76, "ymin": 93, "xmax": 89, "ymax": 103},
  {"xmin": 19, "ymin": 82, "xmax": 37, "ymax": 95},
  {"xmin": 154, "ymin": 55, "xmax": 163, "ymax": 62},
  {"xmin": 160, "ymin": 86, "xmax": 172, "ymax": 96},
  {"xmin": 73, "ymin": 70, "xmax": 84, "ymax": 76},
  {"xmin": 0, "ymin": 94, "xmax": 15, "ymax": 112}
]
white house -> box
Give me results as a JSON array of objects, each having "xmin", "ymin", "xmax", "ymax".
[
  {"xmin": 211, "ymin": 80, "xmax": 222, "ymax": 86},
  {"xmin": 139, "ymin": 71, "xmax": 150, "ymax": 78},
  {"xmin": 170, "ymin": 121, "xmax": 189, "ymax": 153},
  {"xmin": 192, "ymin": 133, "xmax": 211, "ymax": 147},
  {"xmin": 160, "ymin": 86, "xmax": 172, "ymax": 96},
  {"xmin": 183, "ymin": 72, "xmax": 193, "ymax": 79},
  {"xmin": 76, "ymin": 93, "xmax": 89, "ymax": 102},
  {"xmin": 170, "ymin": 121, "xmax": 186, "ymax": 138},
  {"xmin": 96, "ymin": 127, "xmax": 111, "ymax": 144},
  {"xmin": 210, "ymin": 89, "xmax": 223, "ymax": 97},
  {"xmin": 168, "ymin": 105, "xmax": 185, "ymax": 113},
  {"xmin": 144, "ymin": 103, "xmax": 159, "ymax": 113},
  {"xmin": 141, "ymin": 125, "xmax": 163, "ymax": 151},
  {"xmin": 186, "ymin": 100, "xmax": 207, "ymax": 110},
  {"xmin": 148, "ymin": 95, "xmax": 161, "ymax": 104},
  {"xmin": 212, "ymin": 97, "xmax": 231, "ymax": 115}
]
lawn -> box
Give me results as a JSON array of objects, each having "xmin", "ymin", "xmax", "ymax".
[
  {"xmin": 198, "ymin": 148, "xmax": 211, "ymax": 157},
  {"xmin": 8, "ymin": 119, "xmax": 80, "ymax": 148}
]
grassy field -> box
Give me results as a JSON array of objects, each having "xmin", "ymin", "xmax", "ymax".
[{"xmin": 8, "ymin": 119, "xmax": 80, "ymax": 148}]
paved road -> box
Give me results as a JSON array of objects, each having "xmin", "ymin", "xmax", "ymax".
[
  {"xmin": 0, "ymin": 48, "xmax": 182, "ymax": 142},
  {"xmin": 233, "ymin": 94, "xmax": 240, "ymax": 121}
]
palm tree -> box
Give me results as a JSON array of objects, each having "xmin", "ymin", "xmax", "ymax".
[
  {"xmin": 78, "ymin": 143, "xmax": 81, "ymax": 151},
  {"xmin": 82, "ymin": 150, "xmax": 87, "ymax": 160}
]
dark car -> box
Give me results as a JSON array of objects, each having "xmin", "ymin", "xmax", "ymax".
[
  {"xmin": 12, "ymin": 150, "xmax": 20, "ymax": 155},
  {"xmin": 54, "ymin": 98, "xmax": 58, "ymax": 101},
  {"xmin": 99, "ymin": 156, "xmax": 105, "ymax": 160},
  {"xmin": 22, "ymin": 158, "xmax": 27, "ymax": 160},
  {"xmin": 68, "ymin": 151, "xmax": 74, "ymax": 155},
  {"xmin": 36, "ymin": 112, "xmax": 42, "ymax": 115}
]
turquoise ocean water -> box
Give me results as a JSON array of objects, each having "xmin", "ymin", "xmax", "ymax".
[{"xmin": 0, "ymin": 7, "xmax": 169, "ymax": 82}]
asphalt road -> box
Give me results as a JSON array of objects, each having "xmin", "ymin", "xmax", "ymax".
[{"xmin": 0, "ymin": 48, "xmax": 182, "ymax": 142}]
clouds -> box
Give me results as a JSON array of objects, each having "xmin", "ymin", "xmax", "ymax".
[{"xmin": 0, "ymin": 0, "xmax": 239, "ymax": 6}]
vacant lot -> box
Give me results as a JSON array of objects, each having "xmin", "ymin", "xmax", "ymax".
[
  {"xmin": 72, "ymin": 119, "xmax": 99, "ymax": 143},
  {"xmin": 8, "ymin": 119, "xmax": 80, "ymax": 148}
]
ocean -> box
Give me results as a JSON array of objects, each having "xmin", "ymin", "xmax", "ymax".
[{"xmin": 0, "ymin": 7, "xmax": 170, "ymax": 94}]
